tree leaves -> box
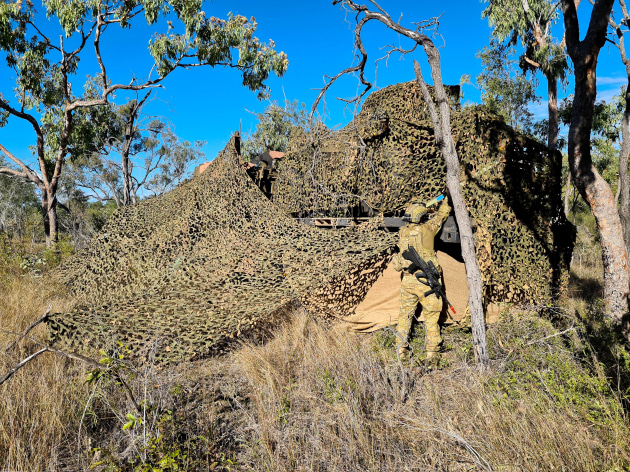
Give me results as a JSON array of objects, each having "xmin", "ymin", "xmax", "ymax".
[
  {"xmin": 241, "ymin": 100, "xmax": 311, "ymax": 161},
  {"xmin": 482, "ymin": 0, "xmax": 568, "ymax": 81},
  {"xmin": 476, "ymin": 40, "xmax": 539, "ymax": 133}
]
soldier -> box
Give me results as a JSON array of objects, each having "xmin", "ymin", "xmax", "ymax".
[{"xmin": 392, "ymin": 196, "xmax": 451, "ymax": 363}]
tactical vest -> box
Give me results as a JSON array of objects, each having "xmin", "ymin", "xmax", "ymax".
[{"xmin": 398, "ymin": 223, "xmax": 440, "ymax": 271}]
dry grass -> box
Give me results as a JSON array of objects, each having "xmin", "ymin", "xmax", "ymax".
[
  {"xmin": 1, "ymin": 233, "xmax": 629, "ymax": 471},
  {"xmin": 218, "ymin": 309, "xmax": 630, "ymax": 471},
  {"xmin": 0, "ymin": 266, "xmax": 89, "ymax": 471}
]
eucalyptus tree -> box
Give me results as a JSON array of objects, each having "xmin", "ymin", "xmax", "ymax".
[
  {"xmin": 561, "ymin": 0, "xmax": 629, "ymax": 328},
  {"xmin": 599, "ymin": 2, "xmax": 630, "ymax": 257},
  {"xmin": 476, "ymin": 40, "xmax": 539, "ymax": 133},
  {"xmin": 482, "ymin": 0, "xmax": 568, "ymax": 152},
  {"xmin": 68, "ymin": 91, "xmax": 205, "ymax": 207},
  {"xmin": 0, "ymin": 0, "xmax": 288, "ymax": 246},
  {"xmin": 241, "ymin": 100, "xmax": 310, "ymax": 161}
]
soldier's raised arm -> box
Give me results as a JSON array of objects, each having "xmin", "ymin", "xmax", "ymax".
[{"xmin": 425, "ymin": 197, "xmax": 451, "ymax": 235}]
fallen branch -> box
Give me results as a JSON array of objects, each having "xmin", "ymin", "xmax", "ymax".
[
  {"xmin": 1, "ymin": 327, "xmax": 101, "ymax": 368},
  {"xmin": 525, "ymin": 327, "xmax": 576, "ymax": 346},
  {"xmin": 0, "ymin": 328, "xmax": 141, "ymax": 414},
  {"xmin": 5, "ymin": 303, "xmax": 52, "ymax": 352},
  {"xmin": 0, "ymin": 348, "xmax": 48, "ymax": 385}
]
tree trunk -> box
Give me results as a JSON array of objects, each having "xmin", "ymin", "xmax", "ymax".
[
  {"xmin": 121, "ymin": 93, "xmax": 150, "ymax": 206},
  {"xmin": 562, "ymin": 0, "xmax": 629, "ymax": 327},
  {"xmin": 413, "ymin": 59, "xmax": 489, "ymax": 368},
  {"xmin": 564, "ymin": 171, "xmax": 572, "ymax": 217},
  {"xmin": 47, "ymin": 199, "xmax": 58, "ymax": 248},
  {"xmin": 121, "ymin": 109, "xmax": 135, "ymax": 207},
  {"xmin": 547, "ymin": 76, "xmax": 559, "ymax": 152},
  {"xmin": 131, "ymin": 186, "xmax": 138, "ymax": 205},
  {"xmin": 122, "ymin": 151, "xmax": 132, "ymax": 206},
  {"xmin": 569, "ymin": 61, "xmax": 629, "ymax": 323},
  {"xmin": 619, "ymin": 81, "xmax": 630, "ymax": 256},
  {"xmin": 41, "ymin": 189, "xmax": 58, "ymax": 247}
]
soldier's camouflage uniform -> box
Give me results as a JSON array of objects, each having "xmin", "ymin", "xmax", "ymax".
[{"xmin": 392, "ymin": 198, "xmax": 451, "ymax": 360}]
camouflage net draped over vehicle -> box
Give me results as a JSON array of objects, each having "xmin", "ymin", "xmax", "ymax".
[
  {"xmin": 48, "ymin": 136, "xmax": 397, "ymax": 362},
  {"xmin": 275, "ymin": 81, "xmax": 574, "ymax": 305}
]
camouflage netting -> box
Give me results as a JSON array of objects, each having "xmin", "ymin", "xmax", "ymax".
[
  {"xmin": 275, "ymin": 81, "xmax": 574, "ymax": 306},
  {"xmin": 49, "ymin": 81, "xmax": 573, "ymax": 362},
  {"xmin": 48, "ymin": 136, "xmax": 397, "ymax": 362}
]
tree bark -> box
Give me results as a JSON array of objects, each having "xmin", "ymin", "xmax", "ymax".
[
  {"xmin": 121, "ymin": 112, "xmax": 135, "ymax": 206},
  {"xmin": 414, "ymin": 60, "xmax": 489, "ymax": 368},
  {"xmin": 562, "ymin": 0, "xmax": 629, "ymax": 326},
  {"xmin": 47, "ymin": 197, "xmax": 58, "ymax": 248},
  {"xmin": 619, "ymin": 81, "xmax": 630, "ymax": 256},
  {"xmin": 40, "ymin": 187, "xmax": 58, "ymax": 247},
  {"xmin": 564, "ymin": 171, "xmax": 572, "ymax": 217},
  {"xmin": 547, "ymin": 74, "xmax": 559, "ymax": 152}
]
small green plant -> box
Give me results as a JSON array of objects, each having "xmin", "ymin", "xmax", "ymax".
[
  {"xmin": 321, "ymin": 369, "xmax": 345, "ymax": 404},
  {"xmin": 86, "ymin": 347, "xmax": 215, "ymax": 471},
  {"xmin": 19, "ymin": 253, "xmax": 47, "ymax": 277},
  {"xmin": 277, "ymin": 379, "xmax": 295, "ymax": 424},
  {"xmin": 372, "ymin": 328, "xmax": 397, "ymax": 351}
]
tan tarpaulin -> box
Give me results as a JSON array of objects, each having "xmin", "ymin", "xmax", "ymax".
[{"xmin": 343, "ymin": 250, "xmax": 501, "ymax": 332}]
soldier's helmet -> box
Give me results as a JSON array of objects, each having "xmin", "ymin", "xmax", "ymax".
[{"xmin": 403, "ymin": 203, "xmax": 427, "ymax": 224}]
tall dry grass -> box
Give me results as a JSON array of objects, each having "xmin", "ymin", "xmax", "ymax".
[
  {"xmin": 221, "ymin": 308, "xmax": 630, "ymax": 471},
  {"xmin": 0, "ymin": 254, "xmax": 90, "ymax": 471}
]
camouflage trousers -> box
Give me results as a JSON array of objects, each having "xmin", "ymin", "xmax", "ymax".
[{"xmin": 397, "ymin": 274, "xmax": 442, "ymax": 356}]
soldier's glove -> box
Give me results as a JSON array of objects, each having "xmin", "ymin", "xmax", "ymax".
[{"xmin": 392, "ymin": 253, "xmax": 408, "ymax": 272}]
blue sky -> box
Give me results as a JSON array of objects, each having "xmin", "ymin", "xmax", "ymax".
[{"xmin": 1, "ymin": 0, "xmax": 629, "ymax": 172}]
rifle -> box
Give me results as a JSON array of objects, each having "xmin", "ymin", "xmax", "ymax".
[{"xmin": 401, "ymin": 246, "xmax": 456, "ymax": 315}]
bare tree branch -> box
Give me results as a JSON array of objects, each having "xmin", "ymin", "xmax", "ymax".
[
  {"xmin": 5, "ymin": 304, "xmax": 52, "ymax": 352},
  {"xmin": 0, "ymin": 143, "xmax": 42, "ymax": 185},
  {"xmin": 0, "ymin": 100, "xmax": 44, "ymax": 139},
  {"xmin": 0, "ymin": 327, "xmax": 142, "ymax": 414},
  {"xmin": 311, "ymin": 16, "xmax": 372, "ymax": 117},
  {"xmin": 0, "ymin": 348, "xmax": 49, "ymax": 385}
]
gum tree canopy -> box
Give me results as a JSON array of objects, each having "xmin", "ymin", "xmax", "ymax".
[{"xmin": 0, "ymin": 0, "xmax": 288, "ymax": 246}]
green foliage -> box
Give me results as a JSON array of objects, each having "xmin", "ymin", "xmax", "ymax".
[
  {"xmin": 486, "ymin": 312, "xmax": 626, "ymax": 428},
  {"xmin": 482, "ymin": 0, "xmax": 568, "ymax": 81},
  {"xmin": 241, "ymin": 100, "xmax": 311, "ymax": 161},
  {"xmin": 322, "ymin": 369, "xmax": 345, "ymax": 405},
  {"xmin": 41, "ymin": 77, "xmax": 121, "ymax": 164},
  {"xmin": 276, "ymin": 378, "xmax": 295, "ymax": 424},
  {"xmin": 143, "ymin": 9, "xmax": 287, "ymax": 95},
  {"xmin": 574, "ymin": 301, "xmax": 630, "ymax": 411},
  {"xmin": 82, "ymin": 343, "xmax": 237, "ymax": 471},
  {"xmin": 559, "ymin": 91, "xmax": 624, "ymax": 143},
  {"xmin": 476, "ymin": 40, "xmax": 539, "ymax": 133}
]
